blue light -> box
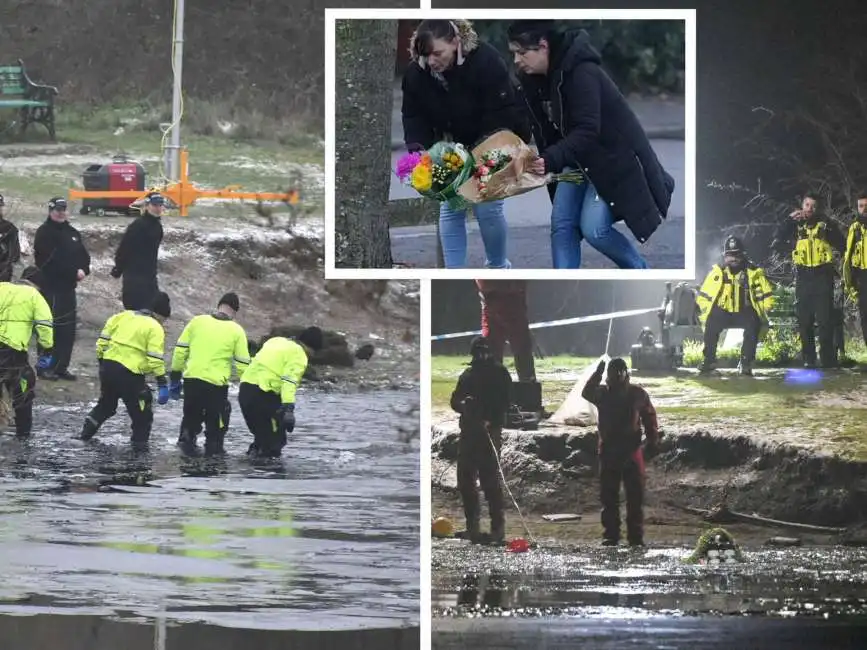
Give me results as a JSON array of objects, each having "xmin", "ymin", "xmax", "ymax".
[{"xmin": 783, "ymin": 368, "xmax": 823, "ymax": 385}]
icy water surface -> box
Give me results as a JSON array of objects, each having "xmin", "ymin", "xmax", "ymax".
[
  {"xmin": 432, "ymin": 539, "xmax": 867, "ymax": 648},
  {"xmin": 0, "ymin": 390, "xmax": 419, "ymax": 632}
]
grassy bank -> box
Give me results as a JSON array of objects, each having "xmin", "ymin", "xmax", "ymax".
[
  {"xmin": 0, "ymin": 100, "xmax": 323, "ymax": 218},
  {"xmin": 432, "ymin": 354, "xmax": 867, "ymax": 461}
]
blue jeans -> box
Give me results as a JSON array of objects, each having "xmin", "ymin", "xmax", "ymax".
[
  {"xmin": 439, "ymin": 200, "xmax": 510, "ymax": 269},
  {"xmin": 550, "ymin": 175, "xmax": 648, "ymax": 269}
]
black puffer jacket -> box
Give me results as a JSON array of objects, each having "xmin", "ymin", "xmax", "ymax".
[
  {"xmin": 402, "ymin": 21, "xmax": 531, "ymax": 151},
  {"xmin": 112, "ymin": 211, "xmax": 163, "ymax": 281},
  {"xmin": 33, "ymin": 217, "xmax": 91, "ymax": 291},
  {"xmin": 519, "ymin": 29, "xmax": 675, "ymax": 243}
]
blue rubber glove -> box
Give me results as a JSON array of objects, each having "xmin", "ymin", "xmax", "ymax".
[
  {"xmin": 169, "ymin": 380, "xmax": 182, "ymax": 400},
  {"xmin": 157, "ymin": 385, "xmax": 170, "ymax": 405},
  {"xmin": 37, "ymin": 355, "xmax": 54, "ymax": 370},
  {"xmin": 279, "ymin": 403, "xmax": 296, "ymax": 434}
]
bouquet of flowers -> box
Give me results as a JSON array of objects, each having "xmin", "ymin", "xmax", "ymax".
[
  {"xmin": 457, "ymin": 130, "xmax": 585, "ymax": 205},
  {"xmin": 395, "ymin": 142, "xmax": 475, "ymax": 209}
]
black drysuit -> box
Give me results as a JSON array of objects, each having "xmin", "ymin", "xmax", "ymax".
[{"xmin": 450, "ymin": 358, "xmax": 513, "ymax": 538}]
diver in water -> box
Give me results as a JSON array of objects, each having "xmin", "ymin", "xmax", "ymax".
[{"xmin": 450, "ymin": 336, "xmax": 513, "ymax": 543}]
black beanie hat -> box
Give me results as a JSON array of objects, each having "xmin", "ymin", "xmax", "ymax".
[
  {"xmin": 151, "ymin": 291, "xmax": 171, "ymax": 318},
  {"xmin": 218, "ymin": 292, "xmax": 240, "ymax": 312},
  {"xmin": 297, "ymin": 326, "xmax": 324, "ymax": 351}
]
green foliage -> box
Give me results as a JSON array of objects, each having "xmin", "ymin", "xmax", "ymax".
[
  {"xmin": 473, "ymin": 19, "xmax": 685, "ymax": 95},
  {"xmin": 684, "ymin": 527, "xmax": 745, "ymax": 565}
]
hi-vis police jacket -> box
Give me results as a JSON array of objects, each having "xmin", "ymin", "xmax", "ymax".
[
  {"xmin": 96, "ymin": 310, "xmax": 166, "ymax": 381},
  {"xmin": 696, "ymin": 264, "xmax": 775, "ymax": 327},
  {"xmin": 774, "ymin": 218, "xmax": 845, "ymax": 270},
  {"xmin": 0, "ymin": 281, "xmax": 53, "ymax": 352},
  {"xmin": 170, "ymin": 313, "xmax": 250, "ymax": 386},
  {"xmin": 843, "ymin": 220, "xmax": 867, "ymax": 299},
  {"xmin": 240, "ymin": 336, "xmax": 308, "ymax": 405}
]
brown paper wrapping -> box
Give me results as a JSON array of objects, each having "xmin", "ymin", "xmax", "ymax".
[{"xmin": 457, "ymin": 130, "xmax": 553, "ymax": 204}]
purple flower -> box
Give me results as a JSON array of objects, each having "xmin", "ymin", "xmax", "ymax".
[{"xmin": 395, "ymin": 151, "xmax": 422, "ymax": 181}]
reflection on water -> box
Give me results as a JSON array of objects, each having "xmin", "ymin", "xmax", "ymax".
[
  {"xmin": 433, "ymin": 541, "xmax": 867, "ymax": 619},
  {"xmin": 0, "ymin": 390, "xmax": 419, "ymax": 635}
]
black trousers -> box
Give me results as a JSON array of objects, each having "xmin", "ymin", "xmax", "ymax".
[
  {"xmin": 122, "ymin": 275, "xmax": 158, "ymax": 311},
  {"xmin": 238, "ymin": 382, "xmax": 284, "ymax": 457},
  {"xmin": 85, "ymin": 360, "xmax": 153, "ymax": 443},
  {"xmin": 0, "ymin": 345, "xmax": 36, "ymax": 436},
  {"xmin": 854, "ymin": 269, "xmax": 867, "ymax": 346},
  {"xmin": 457, "ymin": 424, "xmax": 504, "ymax": 535},
  {"xmin": 702, "ymin": 305, "xmax": 762, "ymax": 364},
  {"xmin": 600, "ymin": 447, "xmax": 645, "ymax": 544},
  {"xmin": 795, "ymin": 271, "xmax": 836, "ymax": 366},
  {"xmin": 40, "ymin": 287, "xmax": 76, "ymax": 373},
  {"xmin": 179, "ymin": 377, "xmax": 230, "ymax": 454}
]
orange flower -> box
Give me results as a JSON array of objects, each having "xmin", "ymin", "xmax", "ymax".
[{"xmin": 420, "ymin": 153, "xmax": 433, "ymax": 168}]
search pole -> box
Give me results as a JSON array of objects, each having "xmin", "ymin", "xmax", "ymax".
[{"xmin": 167, "ymin": 0, "xmax": 185, "ymax": 180}]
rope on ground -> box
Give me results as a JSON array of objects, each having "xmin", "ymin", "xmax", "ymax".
[{"xmin": 488, "ymin": 427, "xmax": 537, "ymax": 546}]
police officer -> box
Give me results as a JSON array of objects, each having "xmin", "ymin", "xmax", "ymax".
[
  {"xmin": 774, "ymin": 193, "xmax": 845, "ymax": 368},
  {"xmin": 0, "ymin": 193, "xmax": 22, "ymax": 282},
  {"xmin": 33, "ymin": 197, "xmax": 91, "ymax": 380},
  {"xmin": 78, "ymin": 291, "xmax": 172, "ymax": 449},
  {"xmin": 239, "ymin": 326, "xmax": 323, "ymax": 458},
  {"xmin": 450, "ymin": 336, "xmax": 513, "ymax": 544},
  {"xmin": 110, "ymin": 192, "xmax": 165, "ymax": 310},
  {"xmin": 696, "ymin": 236, "xmax": 776, "ymax": 376},
  {"xmin": 843, "ymin": 191, "xmax": 867, "ymax": 347},
  {"xmin": 582, "ymin": 358, "xmax": 660, "ymax": 547},
  {"xmin": 170, "ymin": 292, "xmax": 251, "ymax": 456},
  {"xmin": 0, "ymin": 266, "xmax": 54, "ymax": 437}
]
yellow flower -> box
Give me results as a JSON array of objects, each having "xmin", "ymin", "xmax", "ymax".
[{"xmin": 411, "ymin": 165, "xmax": 432, "ymax": 192}]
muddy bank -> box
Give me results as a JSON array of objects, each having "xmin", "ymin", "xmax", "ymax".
[
  {"xmin": 431, "ymin": 419, "xmax": 867, "ymax": 536},
  {"xmin": 11, "ymin": 221, "xmax": 418, "ymax": 403}
]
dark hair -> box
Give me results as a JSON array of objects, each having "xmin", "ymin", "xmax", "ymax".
[
  {"xmin": 857, "ymin": 191, "xmax": 867, "ymax": 200},
  {"xmin": 414, "ymin": 20, "xmax": 458, "ymax": 58},
  {"xmin": 507, "ymin": 20, "xmax": 561, "ymax": 50},
  {"xmin": 802, "ymin": 191, "xmax": 819, "ymax": 202},
  {"xmin": 218, "ymin": 291, "xmax": 240, "ymax": 312},
  {"xmin": 298, "ymin": 326, "xmax": 324, "ymax": 352}
]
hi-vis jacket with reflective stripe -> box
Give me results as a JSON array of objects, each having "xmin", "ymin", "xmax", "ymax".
[
  {"xmin": 170, "ymin": 313, "xmax": 250, "ymax": 386},
  {"xmin": 843, "ymin": 221, "xmax": 867, "ymax": 299},
  {"xmin": 696, "ymin": 264, "xmax": 775, "ymax": 326},
  {"xmin": 0, "ymin": 281, "xmax": 53, "ymax": 352},
  {"xmin": 240, "ymin": 336, "xmax": 308, "ymax": 405},
  {"xmin": 792, "ymin": 221, "xmax": 836, "ymax": 268},
  {"xmin": 96, "ymin": 310, "xmax": 166, "ymax": 380}
]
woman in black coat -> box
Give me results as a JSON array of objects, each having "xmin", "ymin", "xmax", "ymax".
[
  {"xmin": 401, "ymin": 19, "xmax": 531, "ymax": 269},
  {"xmin": 508, "ymin": 21, "xmax": 676, "ymax": 269}
]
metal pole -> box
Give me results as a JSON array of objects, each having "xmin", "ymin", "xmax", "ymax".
[{"xmin": 168, "ymin": 0, "xmax": 185, "ymax": 180}]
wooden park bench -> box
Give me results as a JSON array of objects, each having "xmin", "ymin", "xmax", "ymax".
[{"xmin": 0, "ymin": 59, "xmax": 58, "ymax": 140}]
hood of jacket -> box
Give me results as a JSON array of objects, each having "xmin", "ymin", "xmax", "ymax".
[
  {"xmin": 409, "ymin": 19, "xmax": 479, "ymax": 69},
  {"xmin": 552, "ymin": 28, "xmax": 602, "ymax": 73}
]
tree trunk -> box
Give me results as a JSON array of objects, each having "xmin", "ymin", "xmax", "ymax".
[{"xmin": 334, "ymin": 19, "xmax": 397, "ymax": 269}]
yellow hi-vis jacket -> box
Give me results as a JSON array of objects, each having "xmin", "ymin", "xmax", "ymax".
[
  {"xmin": 843, "ymin": 221, "xmax": 867, "ymax": 299},
  {"xmin": 792, "ymin": 221, "xmax": 834, "ymax": 267},
  {"xmin": 0, "ymin": 281, "xmax": 54, "ymax": 352},
  {"xmin": 170, "ymin": 313, "xmax": 250, "ymax": 386},
  {"xmin": 97, "ymin": 310, "xmax": 166, "ymax": 378},
  {"xmin": 240, "ymin": 336, "xmax": 308, "ymax": 405},
  {"xmin": 696, "ymin": 264, "xmax": 775, "ymax": 329}
]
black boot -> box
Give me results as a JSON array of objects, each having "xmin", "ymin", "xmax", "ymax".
[
  {"xmin": 204, "ymin": 432, "xmax": 226, "ymax": 456},
  {"xmin": 78, "ymin": 417, "xmax": 99, "ymax": 441},
  {"xmin": 177, "ymin": 430, "xmax": 199, "ymax": 455}
]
